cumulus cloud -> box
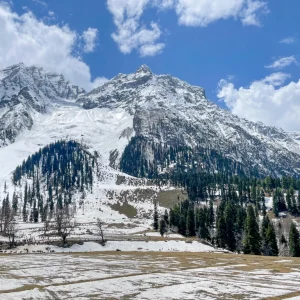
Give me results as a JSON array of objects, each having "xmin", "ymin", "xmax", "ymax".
[
  {"xmin": 107, "ymin": 0, "xmax": 164, "ymax": 57},
  {"xmin": 140, "ymin": 43, "xmax": 165, "ymax": 57},
  {"xmin": 0, "ymin": 3, "xmax": 105, "ymax": 91},
  {"xmin": 240, "ymin": 0, "xmax": 268, "ymax": 26},
  {"xmin": 174, "ymin": 0, "xmax": 267, "ymax": 27},
  {"xmin": 265, "ymin": 56, "xmax": 298, "ymax": 69},
  {"xmin": 107, "ymin": 0, "xmax": 267, "ymax": 56},
  {"xmin": 217, "ymin": 73, "xmax": 300, "ymax": 131},
  {"xmin": 280, "ymin": 37, "xmax": 297, "ymax": 44},
  {"xmin": 81, "ymin": 27, "xmax": 98, "ymax": 53}
]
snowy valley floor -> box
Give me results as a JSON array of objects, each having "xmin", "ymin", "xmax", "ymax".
[{"xmin": 1, "ymin": 250, "xmax": 300, "ymax": 299}]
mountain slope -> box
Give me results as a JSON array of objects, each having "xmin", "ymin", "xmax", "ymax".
[
  {"xmin": 77, "ymin": 65, "xmax": 300, "ymax": 177},
  {"xmin": 0, "ymin": 63, "xmax": 85, "ymax": 145},
  {"xmin": 1, "ymin": 63, "xmax": 300, "ymax": 179}
]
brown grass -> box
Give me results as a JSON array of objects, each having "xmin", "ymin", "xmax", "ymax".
[
  {"xmin": 156, "ymin": 189, "xmax": 187, "ymax": 208},
  {"xmin": 109, "ymin": 201, "xmax": 137, "ymax": 218}
]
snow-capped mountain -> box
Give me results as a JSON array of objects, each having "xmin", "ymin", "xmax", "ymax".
[
  {"xmin": 1, "ymin": 62, "xmax": 300, "ymax": 179},
  {"xmin": 0, "ymin": 63, "xmax": 85, "ymax": 145},
  {"xmin": 77, "ymin": 65, "xmax": 300, "ymax": 176}
]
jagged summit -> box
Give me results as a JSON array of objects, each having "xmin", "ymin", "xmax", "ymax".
[
  {"xmin": 135, "ymin": 64, "xmax": 152, "ymax": 74},
  {"xmin": 2, "ymin": 62, "xmax": 25, "ymax": 71},
  {"xmin": 0, "ymin": 63, "xmax": 85, "ymax": 145},
  {"xmin": 0, "ymin": 63, "xmax": 85, "ymax": 100},
  {"xmin": 76, "ymin": 66, "xmax": 300, "ymax": 176},
  {"xmin": 77, "ymin": 65, "xmax": 207, "ymax": 110}
]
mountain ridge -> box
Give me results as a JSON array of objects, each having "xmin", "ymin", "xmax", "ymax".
[{"xmin": 1, "ymin": 62, "xmax": 300, "ymax": 178}]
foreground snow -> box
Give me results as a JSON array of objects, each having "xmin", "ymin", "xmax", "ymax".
[
  {"xmin": 1, "ymin": 251, "xmax": 300, "ymax": 299},
  {"xmin": 10, "ymin": 240, "xmax": 215, "ymax": 254}
]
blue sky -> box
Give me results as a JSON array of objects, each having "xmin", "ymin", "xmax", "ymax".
[{"xmin": 1, "ymin": 0, "xmax": 300, "ymax": 130}]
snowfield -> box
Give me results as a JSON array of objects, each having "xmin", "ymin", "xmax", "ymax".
[
  {"xmin": 1, "ymin": 251, "xmax": 300, "ymax": 299},
  {"xmin": 0, "ymin": 103, "xmax": 134, "ymax": 190},
  {"xmin": 9, "ymin": 240, "xmax": 215, "ymax": 254}
]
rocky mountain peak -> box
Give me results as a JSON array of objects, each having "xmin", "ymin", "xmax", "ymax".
[
  {"xmin": 78, "ymin": 66, "xmax": 209, "ymax": 111},
  {"xmin": 75, "ymin": 67, "xmax": 300, "ymax": 176},
  {"xmin": 0, "ymin": 63, "xmax": 85, "ymax": 146},
  {"xmin": 135, "ymin": 64, "xmax": 152, "ymax": 75},
  {"xmin": 1, "ymin": 63, "xmax": 300, "ymax": 178},
  {"xmin": 0, "ymin": 63, "xmax": 85, "ymax": 102}
]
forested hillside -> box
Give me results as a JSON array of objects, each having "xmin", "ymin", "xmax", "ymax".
[{"xmin": 0, "ymin": 140, "xmax": 98, "ymax": 245}]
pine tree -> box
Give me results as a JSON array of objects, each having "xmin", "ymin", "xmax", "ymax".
[
  {"xmin": 208, "ymin": 199, "xmax": 214, "ymax": 227},
  {"xmin": 57, "ymin": 194, "xmax": 63, "ymax": 210},
  {"xmin": 289, "ymin": 222, "xmax": 300, "ymax": 257},
  {"xmin": 12, "ymin": 192, "xmax": 18, "ymax": 213},
  {"xmin": 197, "ymin": 207, "xmax": 210, "ymax": 241},
  {"xmin": 265, "ymin": 222, "xmax": 278, "ymax": 256},
  {"xmin": 22, "ymin": 201, "xmax": 28, "ymax": 222},
  {"xmin": 163, "ymin": 209, "xmax": 169, "ymax": 226},
  {"xmin": 216, "ymin": 215, "xmax": 227, "ymax": 248},
  {"xmin": 243, "ymin": 205, "xmax": 261, "ymax": 255},
  {"xmin": 224, "ymin": 201, "xmax": 236, "ymax": 252},
  {"xmin": 273, "ymin": 194, "xmax": 279, "ymax": 217},
  {"xmin": 186, "ymin": 207, "xmax": 195, "ymax": 237},
  {"xmin": 153, "ymin": 201, "xmax": 159, "ymax": 231},
  {"xmin": 33, "ymin": 207, "xmax": 39, "ymax": 223},
  {"xmin": 261, "ymin": 216, "xmax": 278, "ymax": 256},
  {"xmin": 159, "ymin": 218, "xmax": 167, "ymax": 237}
]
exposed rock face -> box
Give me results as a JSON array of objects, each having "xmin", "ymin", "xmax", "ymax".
[
  {"xmin": 77, "ymin": 65, "xmax": 300, "ymax": 177},
  {"xmin": 1, "ymin": 62, "xmax": 300, "ymax": 177},
  {"xmin": 0, "ymin": 63, "xmax": 85, "ymax": 145}
]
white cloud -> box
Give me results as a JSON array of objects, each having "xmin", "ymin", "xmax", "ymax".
[
  {"xmin": 140, "ymin": 43, "xmax": 165, "ymax": 57},
  {"xmin": 91, "ymin": 76, "xmax": 109, "ymax": 87},
  {"xmin": 262, "ymin": 72, "xmax": 291, "ymax": 86},
  {"xmin": 161, "ymin": 0, "xmax": 267, "ymax": 27},
  {"xmin": 82, "ymin": 27, "xmax": 98, "ymax": 53},
  {"xmin": 280, "ymin": 37, "xmax": 297, "ymax": 44},
  {"xmin": 107, "ymin": 0, "xmax": 164, "ymax": 57},
  {"xmin": 107, "ymin": 0, "xmax": 267, "ymax": 55},
  {"xmin": 175, "ymin": 0, "xmax": 241, "ymax": 26},
  {"xmin": 240, "ymin": 0, "xmax": 268, "ymax": 26},
  {"xmin": 265, "ymin": 56, "xmax": 297, "ymax": 69},
  {"xmin": 156, "ymin": 0, "xmax": 175, "ymax": 9},
  {"xmin": 0, "ymin": 3, "xmax": 106, "ymax": 91},
  {"xmin": 217, "ymin": 73, "xmax": 300, "ymax": 131}
]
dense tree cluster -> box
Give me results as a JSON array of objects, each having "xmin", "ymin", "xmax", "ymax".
[
  {"xmin": 166, "ymin": 178, "xmax": 300, "ymax": 256},
  {"xmin": 121, "ymin": 137, "xmax": 300, "ymax": 219},
  {"xmin": 0, "ymin": 141, "xmax": 99, "ymax": 247},
  {"xmin": 129, "ymin": 138, "xmax": 300, "ymax": 256},
  {"xmin": 168, "ymin": 198, "xmax": 281, "ymax": 256},
  {"xmin": 13, "ymin": 140, "xmax": 94, "ymax": 189},
  {"xmin": 120, "ymin": 137, "xmax": 260, "ymax": 179},
  {"xmin": 11, "ymin": 140, "xmax": 96, "ymax": 225}
]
